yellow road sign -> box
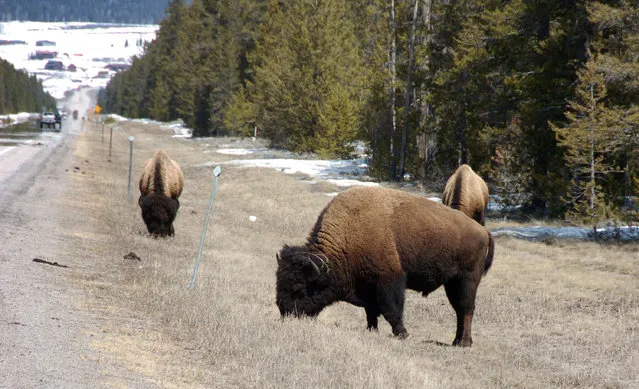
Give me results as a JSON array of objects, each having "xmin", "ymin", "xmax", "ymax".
[{"xmin": 95, "ymin": 105, "xmax": 102, "ymax": 114}]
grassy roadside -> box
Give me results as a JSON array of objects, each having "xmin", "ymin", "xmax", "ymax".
[{"xmin": 63, "ymin": 120, "xmax": 638, "ymax": 388}]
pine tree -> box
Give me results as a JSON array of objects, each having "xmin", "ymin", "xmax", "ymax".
[
  {"xmin": 150, "ymin": 0, "xmax": 189, "ymax": 122},
  {"xmin": 345, "ymin": 0, "xmax": 393, "ymax": 178},
  {"xmin": 244, "ymin": 0, "xmax": 367, "ymax": 157},
  {"xmin": 431, "ymin": 1, "xmax": 589, "ymax": 213},
  {"xmin": 558, "ymin": 2, "xmax": 639, "ymax": 221},
  {"xmin": 0, "ymin": 58, "xmax": 55, "ymax": 115},
  {"xmin": 551, "ymin": 60, "xmax": 626, "ymax": 224}
]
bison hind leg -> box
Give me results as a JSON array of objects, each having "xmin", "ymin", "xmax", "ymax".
[{"xmin": 444, "ymin": 277, "xmax": 479, "ymax": 347}]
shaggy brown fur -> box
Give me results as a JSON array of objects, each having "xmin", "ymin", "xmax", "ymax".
[
  {"xmin": 276, "ymin": 186, "xmax": 494, "ymax": 347},
  {"xmin": 442, "ymin": 164, "xmax": 489, "ymax": 225},
  {"xmin": 138, "ymin": 150, "xmax": 184, "ymax": 237}
]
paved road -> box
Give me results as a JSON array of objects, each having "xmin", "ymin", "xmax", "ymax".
[
  {"xmin": 0, "ymin": 89, "xmax": 160, "ymax": 388},
  {"xmin": 0, "ymin": 89, "xmax": 88, "ymax": 191}
]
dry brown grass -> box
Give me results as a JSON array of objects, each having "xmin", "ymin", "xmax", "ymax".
[{"xmin": 63, "ymin": 121, "xmax": 639, "ymax": 388}]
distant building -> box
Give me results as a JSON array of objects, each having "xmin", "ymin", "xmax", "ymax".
[
  {"xmin": 0, "ymin": 40, "xmax": 26, "ymax": 45},
  {"xmin": 30, "ymin": 50, "xmax": 58, "ymax": 60},
  {"xmin": 36, "ymin": 40, "xmax": 56, "ymax": 46},
  {"xmin": 104, "ymin": 63, "xmax": 131, "ymax": 72},
  {"xmin": 95, "ymin": 70, "xmax": 110, "ymax": 78},
  {"xmin": 44, "ymin": 60, "xmax": 64, "ymax": 71}
]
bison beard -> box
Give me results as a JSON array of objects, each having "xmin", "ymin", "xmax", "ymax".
[
  {"xmin": 139, "ymin": 193, "xmax": 179, "ymax": 236},
  {"xmin": 138, "ymin": 150, "xmax": 184, "ymax": 237},
  {"xmin": 276, "ymin": 187, "xmax": 494, "ymax": 347}
]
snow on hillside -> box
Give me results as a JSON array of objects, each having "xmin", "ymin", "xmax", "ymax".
[{"xmin": 0, "ymin": 21, "xmax": 157, "ymax": 99}]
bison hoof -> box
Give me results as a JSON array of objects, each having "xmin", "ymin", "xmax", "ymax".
[{"xmin": 452, "ymin": 338, "xmax": 472, "ymax": 347}]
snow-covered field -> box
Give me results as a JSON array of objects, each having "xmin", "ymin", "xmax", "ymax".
[{"xmin": 0, "ymin": 21, "xmax": 157, "ymax": 100}]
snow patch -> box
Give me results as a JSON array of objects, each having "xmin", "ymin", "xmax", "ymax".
[
  {"xmin": 0, "ymin": 112, "xmax": 39, "ymax": 128},
  {"xmin": 215, "ymin": 148, "xmax": 269, "ymax": 155},
  {"xmin": 221, "ymin": 157, "xmax": 377, "ymax": 188}
]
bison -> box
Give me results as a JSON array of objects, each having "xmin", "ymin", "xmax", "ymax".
[
  {"xmin": 276, "ymin": 186, "xmax": 494, "ymax": 347},
  {"xmin": 442, "ymin": 164, "xmax": 489, "ymax": 225},
  {"xmin": 138, "ymin": 149, "xmax": 184, "ymax": 237}
]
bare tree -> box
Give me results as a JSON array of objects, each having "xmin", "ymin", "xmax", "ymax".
[
  {"xmin": 417, "ymin": 0, "xmax": 435, "ymax": 179},
  {"xmin": 398, "ymin": 0, "xmax": 420, "ymax": 180},
  {"xmin": 389, "ymin": 0, "xmax": 398, "ymax": 179}
]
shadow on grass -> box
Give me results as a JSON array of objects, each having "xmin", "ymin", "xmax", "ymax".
[{"xmin": 422, "ymin": 340, "xmax": 451, "ymax": 347}]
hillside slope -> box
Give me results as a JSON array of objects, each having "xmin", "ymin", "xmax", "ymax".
[{"xmin": 0, "ymin": 0, "xmax": 168, "ymax": 24}]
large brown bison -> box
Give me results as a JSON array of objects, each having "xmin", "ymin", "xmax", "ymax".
[
  {"xmin": 276, "ymin": 186, "xmax": 494, "ymax": 347},
  {"xmin": 138, "ymin": 149, "xmax": 184, "ymax": 237},
  {"xmin": 442, "ymin": 164, "xmax": 489, "ymax": 225}
]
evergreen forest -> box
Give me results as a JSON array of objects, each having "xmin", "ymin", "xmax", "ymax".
[
  {"xmin": 100, "ymin": 0, "xmax": 639, "ymax": 222},
  {"xmin": 0, "ymin": 0, "xmax": 170, "ymax": 24},
  {"xmin": 0, "ymin": 57, "xmax": 56, "ymax": 115}
]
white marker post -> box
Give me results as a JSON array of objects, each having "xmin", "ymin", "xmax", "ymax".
[
  {"xmin": 188, "ymin": 165, "xmax": 222, "ymax": 289},
  {"xmin": 127, "ymin": 136, "xmax": 134, "ymax": 201}
]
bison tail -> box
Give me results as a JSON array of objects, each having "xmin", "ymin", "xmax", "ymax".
[{"xmin": 483, "ymin": 231, "xmax": 495, "ymax": 276}]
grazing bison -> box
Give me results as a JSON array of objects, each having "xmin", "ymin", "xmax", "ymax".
[
  {"xmin": 276, "ymin": 187, "xmax": 494, "ymax": 347},
  {"xmin": 138, "ymin": 149, "xmax": 184, "ymax": 237},
  {"xmin": 442, "ymin": 164, "xmax": 489, "ymax": 225}
]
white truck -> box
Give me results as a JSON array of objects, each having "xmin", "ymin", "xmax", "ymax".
[{"xmin": 39, "ymin": 111, "xmax": 61, "ymax": 131}]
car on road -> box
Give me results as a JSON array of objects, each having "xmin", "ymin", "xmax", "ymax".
[{"xmin": 40, "ymin": 112, "xmax": 61, "ymax": 131}]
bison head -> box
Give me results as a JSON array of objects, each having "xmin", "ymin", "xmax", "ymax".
[
  {"xmin": 138, "ymin": 193, "xmax": 179, "ymax": 237},
  {"xmin": 275, "ymin": 245, "xmax": 337, "ymax": 318}
]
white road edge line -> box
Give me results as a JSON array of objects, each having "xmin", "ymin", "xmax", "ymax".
[{"xmin": 0, "ymin": 146, "xmax": 17, "ymax": 157}]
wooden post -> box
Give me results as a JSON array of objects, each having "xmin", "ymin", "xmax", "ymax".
[
  {"xmin": 127, "ymin": 136, "xmax": 134, "ymax": 201},
  {"xmin": 108, "ymin": 127, "xmax": 113, "ymax": 160}
]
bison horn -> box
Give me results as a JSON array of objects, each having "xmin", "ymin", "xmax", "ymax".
[
  {"xmin": 307, "ymin": 258, "xmax": 321, "ymax": 276},
  {"xmin": 310, "ymin": 253, "xmax": 330, "ymax": 274}
]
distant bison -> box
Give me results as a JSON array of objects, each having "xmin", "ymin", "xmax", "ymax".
[
  {"xmin": 276, "ymin": 187, "xmax": 494, "ymax": 347},
  {"xmin": 442, "ymin": 164, "xmax": 489, "ymax": 225},
  {"xmin": 138, "ymin": 150, "xmax": 184, "ymax": 237}
]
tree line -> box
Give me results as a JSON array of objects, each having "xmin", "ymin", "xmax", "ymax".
[
  {"xmin": 100, "ymin": 0, "xmax": 639, "ymax": 223},
  {"xmin": 0, "ymin": 0, "xmax": 169, "ymax": 24},
  {"xmin": 0, "ymin": 57, "xmax": 56, "ymax": 115}
]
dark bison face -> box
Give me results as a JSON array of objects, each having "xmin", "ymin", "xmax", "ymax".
[
  {"xmin": 139, "ymin": 193, "xmax": 179, "ymax": 237},
  {"xmin": 275, "ymin": 245, "xmax": 336, "ymax": 318}
]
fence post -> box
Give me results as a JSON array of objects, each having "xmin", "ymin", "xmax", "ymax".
[
  {"xmin": 108, "ymin": 127, "xmax": 113, "ymax": 159},
  {"xmin": 127, "ymin": 136, "xmax": 134, "ymax": 201},
  {"xmin": 188, "ymin": 165, "xmax": 222, "ymax": 289}
]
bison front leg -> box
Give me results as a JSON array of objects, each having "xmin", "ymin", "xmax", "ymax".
[
  {"xmin": 377, "ymin": 275, "xmax": 408, "ymax": 339},
  {"xmin": 364, "ymin": 304, "xmax": 379, "ymax": 331},
  {"xmin": 444, "ymin": 276, "xmax": 480, "ymax": 347}
]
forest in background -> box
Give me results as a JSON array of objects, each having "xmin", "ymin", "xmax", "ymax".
[
  {"xmin": 0, "ymin": 0, "xmax": 170, "ymax": 24},
  {"xmin": 100, "ymin": 0, "xmax": 639, "ymax": 222},
  {"xmin": 0, "ymin": 57, "xmax": 56, "ymax": 116}
]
